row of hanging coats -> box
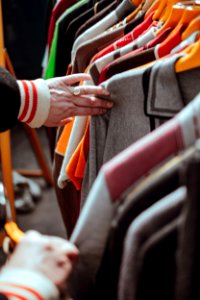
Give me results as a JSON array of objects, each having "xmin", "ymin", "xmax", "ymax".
[{"xmin": 45, "ymin": 0, "xmax": 200, "ymax": 299}]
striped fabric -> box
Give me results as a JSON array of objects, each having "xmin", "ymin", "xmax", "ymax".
[
  {"xmin": 18, "ymin": 81, "xmax": 38, "ymax": 123},
  {"xmin": 17, "ymin": 79, "xmax": 51, "ymax": 128},
  {"xmin": 0, "ymin": 283, "xmax": 43, "ymax": 300},
  {"xmin": 0, "ymin": 268, "xmax": 59, "ymax": 300}
]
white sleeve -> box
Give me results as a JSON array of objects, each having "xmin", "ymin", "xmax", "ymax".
[
  {"xmin": 17, "ymin": 79, "xmax": 51, "ymax": 128},
  {"xmin": 0, "ymin": 267, "xmax": 59, "ymax": 300}
]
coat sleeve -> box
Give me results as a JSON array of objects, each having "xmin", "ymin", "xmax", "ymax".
[
  {"xmin": 0, "ymin": 267, "xmax": 59, "ymax": 299},
  {"xmin": 0, "ymin": 66, "xmax": 20, "ymax": 132}
]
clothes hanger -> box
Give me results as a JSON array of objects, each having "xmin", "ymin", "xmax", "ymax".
[
  {"xmin": 156, "ymin": 3, "xmax": 186, "ymax": 34},
  {"xmin": 158, "ymin": 0, "xmax": 186, "ymax": 23},
  {"xmin": 170, "ymin": 28, "xmax": 200, "ymax": 53},
  {"xmin": 181, "ymin": 15, "xmax": 200, "ymax": 39},
  {"xmin": 177, "ymin": 2, "xmax": 200, "ymax": 25},
  {"xmin": 175, "ymin": 36, "xmax": 200, "ymax": 72},
  {"xmin": 152, "ymin": 0, "xmax": 168, "ymax": 20},
  {"xmin": 157, "ymin": 1, "xmax": 200, "ymax": 33},
  {"xmin": 145, "ymin": 0, "xmax": 162, "ymax": 18},
  {"xmin": 154, "ymin": 1, "xmax": 200, "ymax": 58}
]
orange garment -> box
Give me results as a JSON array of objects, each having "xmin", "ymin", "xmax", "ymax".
[
  {"xmin": 66, "ymin": 118, "xmax": 90, "ymax": 190},
  {"xmin": 55, "ymin": 118, "xmax": 75, "ymax": 156}
]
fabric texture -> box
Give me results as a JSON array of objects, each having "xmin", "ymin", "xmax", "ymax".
[
  {"xmin": 81, "ymin": 55, "xmax": 187, "ymax": 204},
  {"xmin": 69, "ymin": 92, "xmax": 200, "ymax": 300},
  {"xmin": 89, "ymin": 24, "xmax": 157, "ymax": 84},
  {"xmin": 98, "ymin": 27, "xmax": 171, "ymax": 83},
  {"xmin": 118, "ymin": 187, "xmax": 186, "ymax": 300},
  {"xmin": 131, "ymin": 218, "xmax": 180, "ymax": 300},
  {"xmin": 72, "ymin": 25, "xmax": 126, "ymax": 73},
  {"xmin": 175, "ymin": 150, "xmax": 200, "ymax": 300},
  {"xmin": 93, "ymin": 146, "xmax": 196, "ymax": 300},
  {"xmin": 90, "ymin": 10, "xmax": 155, "ymax": 62},
  {"xmin": 53, "ymin": 142, "xmax": 80, "ymax": 237},
  {"xmin": 75, "ymin": 0, "xmax": 119, "ymax": 39},
  {"xmin": 71, "ymin": 0, "xmax": 136, "ymax": 63}
]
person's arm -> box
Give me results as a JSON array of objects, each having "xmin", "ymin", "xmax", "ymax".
[
  {"xmin": 0, "ymin": 66, "xmax": 112, "ymax": 132},
  {"xmin": 0, "ymin": 66, "xmax": 20, "ymax": 132},
  {"xmin": 0, "ymin": 231, "xmax": 79, "ymax": 299}
]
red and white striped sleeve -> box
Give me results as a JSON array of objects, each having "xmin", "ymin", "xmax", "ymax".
[
  {"xmin": 17, "ymin": 79, "xmax": 51, "ymax": 128},
  {"xmin": 0, "ymin": 268, "xmax": 59, "ymax": 300}
]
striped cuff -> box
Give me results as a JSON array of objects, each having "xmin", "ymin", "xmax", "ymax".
[
  {"xmin": 0, "ymin": 268, "xmax": 59, "ymax": 300},
  {"xmin": 17, "ymin": 79, "xmax": 51, "ymax": 128}
]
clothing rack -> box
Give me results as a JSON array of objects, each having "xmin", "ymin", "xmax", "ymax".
[
  {"xmin": 0, "ymin": 0, "xmax": 53, "ymax": 243},
  {"xmin": 46, "ymin": 0, "xmax": 200, "ymax": 299}
]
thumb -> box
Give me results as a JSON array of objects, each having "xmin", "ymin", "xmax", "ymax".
[{"xmin": 62, "ymin": 242, "xmax": 79, "ymax": 263}]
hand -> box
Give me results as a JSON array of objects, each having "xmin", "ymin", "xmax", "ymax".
[
  {"xmin": 45, "ymin": 74, "xmax": 113, "ymax": 127},
  {"xmin": 4, "ymin": 231, "xmax": 79, "ymax": 292}
]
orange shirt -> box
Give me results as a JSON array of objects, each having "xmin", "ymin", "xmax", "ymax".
[
  {"xmin": 66, "ymin": 118, "xmax": 90, "ymax": 190},
  {"xmin": 55, "ymin": 118, "xmax": 75, "ymax": 156}
]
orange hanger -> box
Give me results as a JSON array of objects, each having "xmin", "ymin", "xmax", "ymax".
[
  {"xmin": 156, "ymin": 3, "xmax": 185, "ymax": 34},
  {"xmin": 126, "ymin": 2, "xmax": 143, "ymax": 23},
  {"xmin": 157, "ymin": 1, "xmax": 200, "ymax": 35},
  {"xmin": 152, "ymin": 0, "xmax": 168, "ymax": 20},
  {"xmin": 177, "ymin": 3, "xmax": 200, "ymax": 24},
  {"xmin": 159, "ymin": 0, "xmax": 187, "ymax": 23},
  {"xmin": 175, "ymin": 35, "xmax": 200, "ymax": 72},
  {"xmin": 145, "ymin": 0, "xmax": 161, "ymax": 19},
  {"xmin": 181, "ymin": 15, "xmax": 200, "ymax": 39}
]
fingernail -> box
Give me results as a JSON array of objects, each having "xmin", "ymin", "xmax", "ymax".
[{"xmin": 107, "ymin": 101, "xmax": 113, "ymax": 108}]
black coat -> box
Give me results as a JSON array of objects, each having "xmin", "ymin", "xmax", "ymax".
[{"xmin": 0, "ymin": 66, "xmax": 20, "ymax": 132}]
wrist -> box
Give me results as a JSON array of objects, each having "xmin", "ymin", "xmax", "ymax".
[
  {"xmin": 17, "ymin": 79, "xmax": 51, "ymax": 128},
  {"xmin": 0, "ymin": 267, "xmax": 59, "ymax": 300}
]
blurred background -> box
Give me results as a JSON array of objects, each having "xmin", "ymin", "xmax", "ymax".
[{"xmin": 0, "ymin": 0, "xmax": 66, "ymax": 239}]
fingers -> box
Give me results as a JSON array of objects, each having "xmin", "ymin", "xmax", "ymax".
[
  {"xmin": 62, "ymin": 73, "xmax": 92, "ymax": 85},
  {"xmin": 73, "ymin": 95, "xmax": 113, "ymax": 109},
  {"xmin": 73, "ymin": 85, "xmax": 109, "ymax": 96},
  {"xmin": 45, "ymin": 97, "xmax": 113, "ymax": 127}
]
